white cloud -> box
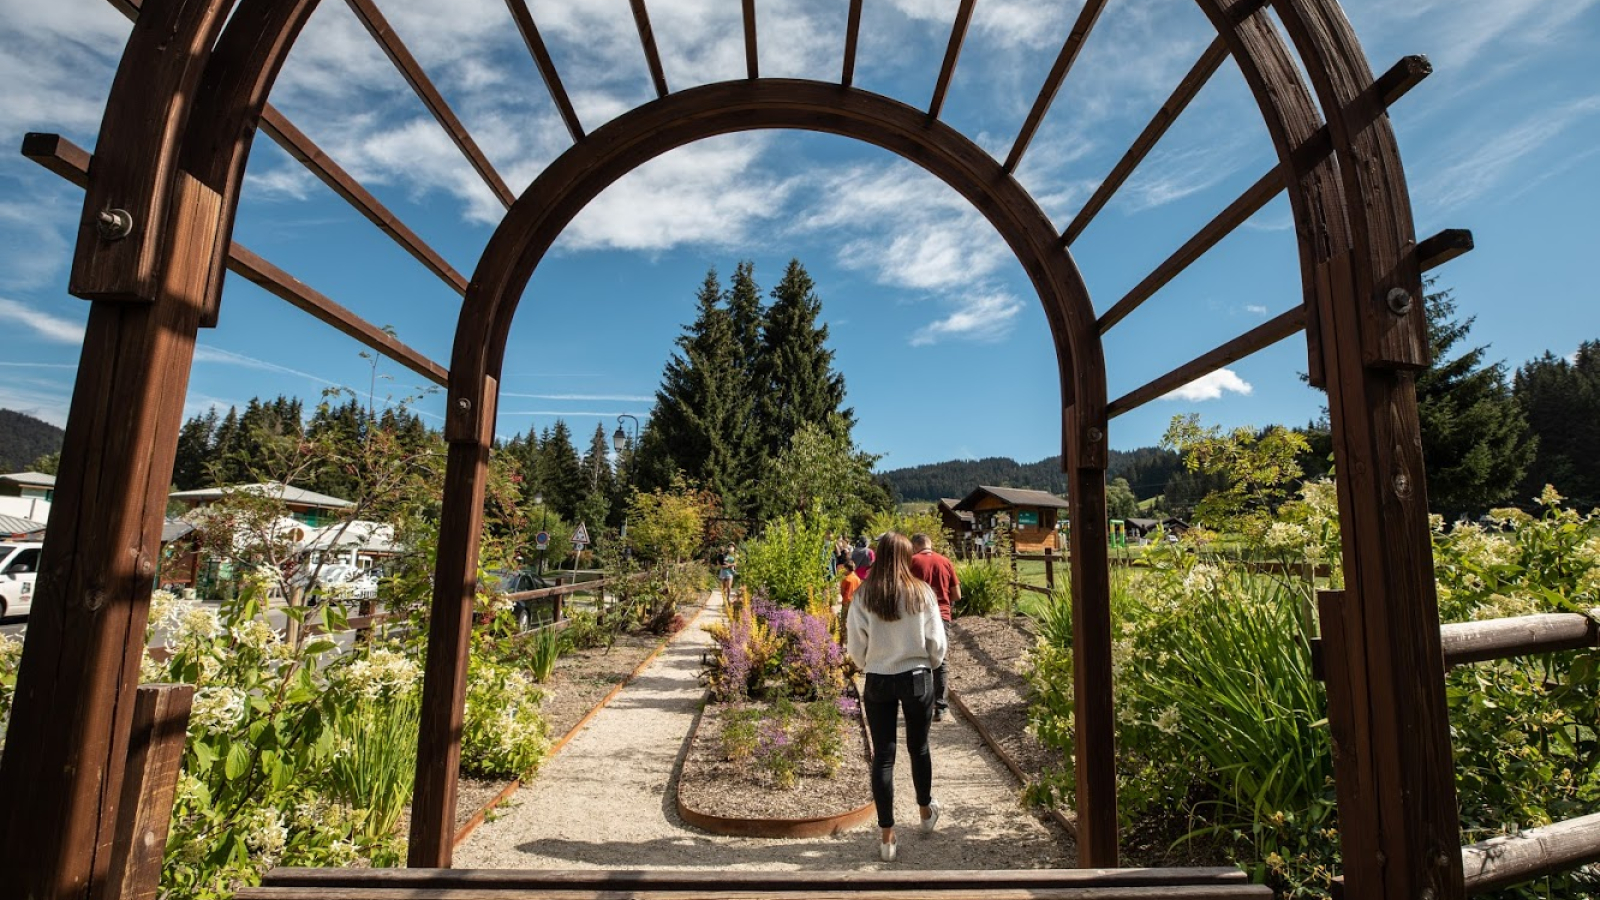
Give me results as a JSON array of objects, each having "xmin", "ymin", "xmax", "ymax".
[
  {"xmin": 1244, "ymin": 304, "xmax": 1269, "ymax": 316},
  {"xmin": 560, "ymin": 136, "xmax": 793, "ymax": 252},
  {"xmin": 910, "ymin": 290, "xmax": 1024, "ymax": 346},
  {"xmin": 0, "ymin": 297, "xmax": 86, "ymax": 344},
  {"xmin": 1160, "ymin": 368, "xmax": 1253, "ymax": 402},
  {"xmin": 1419, "ymin": 95, "xmax": 1600, "ymax": 212},
  {"xmin": 192, "ymin": 346, "xmax": 338, "ymax": 387}
]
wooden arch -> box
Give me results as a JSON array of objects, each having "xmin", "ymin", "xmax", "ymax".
[{"xmin": 0, "ymin": 0, "xmax": 1463, "ymax": 898}]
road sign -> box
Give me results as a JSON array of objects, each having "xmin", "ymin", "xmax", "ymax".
[
  {"xmin": 571, "ymin": 522, "xmax": 590, "ymax": 547},
  {"xmin": 534, "ymin": 531, "xmax": 550, "ymax": 549}
]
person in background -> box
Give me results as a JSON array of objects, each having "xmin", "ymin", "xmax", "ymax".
[
  {"xmin": 851, "ymin": 536, "xmax": 876, "ymax": 581},
  {"xmin": 717, "ymin": 544, "xmax": 737, "ymax": 603},
  {"xmin": 832, "ymin": 533, "xmax": 851, "ymax": 576},
  {"xmin": 847, "ymin": 532, "xmax": 946, "ymax": 862},
  {"xmin": 909, "ymin": 533, "xmax": 961, "ymax": 722},
  {"xmin": 838, "ymin": 559, "xmax": 861, "ymax": 619}
]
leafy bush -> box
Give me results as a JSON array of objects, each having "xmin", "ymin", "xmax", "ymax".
[
  {"xmin": 460, "ymin": 653, "xmax": 550, "ymax": 778},
  {"xmin": 715, "ymin": 696, "xmax": 854, "ymax": 788},
  {"xmin": 955, "ymin": 558, "xmax": 1015, "ymax": 617},
  {"xmin": 522, "ymin": 625, "xmax": 565, "ymax": 683},
  {"xmin": 739, "ymin": 507, "xmax": 842, "ymax": 608}
]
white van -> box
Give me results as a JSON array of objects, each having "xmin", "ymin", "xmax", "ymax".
[{"xmin": 0, "ymin": 541, "xmax": 43, "ymax": 618}]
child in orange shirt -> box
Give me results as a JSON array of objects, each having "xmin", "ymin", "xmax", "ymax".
[{"xmin": 838, "ymin": 559, "xmax": 862, "ymax": 618}]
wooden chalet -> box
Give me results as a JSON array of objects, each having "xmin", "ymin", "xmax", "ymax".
[
  {"xmin": 169, "ymin": 482, "xmax": 355, "ymax": 529},
  {"xmin": 955, "ymin": 486, "xmax": 1071, "ymax": 553},
  {"xmin": 4, "ymin": 2, "xmax": 1590, "ymax": 899},
  {"xmin": 936, "ymin": 497, "xmax": 976, "ymax": 544}
]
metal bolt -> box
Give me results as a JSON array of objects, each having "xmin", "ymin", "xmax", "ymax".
[
  {"xmin": 1375, "ymin": 851, "xmax": 1387, "ymax": 866},
  {"xmin": 1386, "ymin": 287, "xmax": 1413, "ymax": 316},
  {"xmin": 1431, "ymin": 850, "xmax": 1450, "ymax": 868},
  {"xmin": 1393, "ymin": 472, "xmax": 1412, "ymax": 498},
  {"xmin": 96, "ymin": 208, "xmax": 133, "ymax": 241},
  {"xmin": 1420, "ymin": 888, "xmax": 1436, "ymax": 900},
  {"xmin": 1087, "ymin": 426, "xmax": 1104, "ymax": 443},
  {"xmin": 455, "ymin": 397, "xmax": 471, "ymax": 411}
]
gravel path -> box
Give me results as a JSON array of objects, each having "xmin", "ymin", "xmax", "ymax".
[{"xmin": 454, "ymin": 594, "xmax": 1075, "ymax": 870}]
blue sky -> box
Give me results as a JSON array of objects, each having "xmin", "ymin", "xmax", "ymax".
[{"xmin": 1, "ymin": 0, "xmax": 1597, "ymax": 471}]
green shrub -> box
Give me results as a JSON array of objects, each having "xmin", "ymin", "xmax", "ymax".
[
  {"xmin": 460, "ymin": 654, "xmax": 549, "ymax": 778},
  {"xmin": 955, "ymin": 559, "xmax": 1014, "ymax": 617},
  {"xmin": 740, "ymin": 508, "xmax": 842, "ymax": 608},
  {"xmin": 524, "ymin": 625, "xmax": 565, "ymax": 683},
  {"xmin": 323, "ymin": 690, "xmax": 418, "ymax": 850}
]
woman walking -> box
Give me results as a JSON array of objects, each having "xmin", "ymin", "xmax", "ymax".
[{"xmin": 846, "ymin": 532, "xmax": 946, "ymax": 862}]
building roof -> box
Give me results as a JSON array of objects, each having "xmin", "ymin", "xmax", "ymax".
[
  {"xmin": 954, "ymin": 485, "xmax": 1072, "ymax": 511},
  {"xmin": 1, "ymin": 472, "xmax": 57, "ymax": 489},
  {"xmin": 299, "ymin": 520, "xmax": 398, "ymax": 554},
  {"xmin": 937, "ymin": 498, "xmax": 976, "ymax": 524},
  {"xmin": 169, "ymin": 481, "xmax": 354, "ymax": 509},
  {"xmin": 0, "ymin": 514, "xmax": 46, "ymax": 539}
]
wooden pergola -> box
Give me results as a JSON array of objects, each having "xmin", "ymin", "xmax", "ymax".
[{"xmin": 5, "ymin": 0, "xmax": 1566, "ymax": 898}]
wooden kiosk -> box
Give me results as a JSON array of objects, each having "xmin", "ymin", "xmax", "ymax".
[{"xmin": 4, "ymin": 1, "xmax": 1592, "ymax": 898}]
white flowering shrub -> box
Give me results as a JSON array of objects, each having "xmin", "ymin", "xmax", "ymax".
[{"xmin": 460, "ymin": 654, "xmax": 549, "ymax": 778}]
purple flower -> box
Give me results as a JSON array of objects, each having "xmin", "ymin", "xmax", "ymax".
[
  {"xmin": 757, "ymin": 719, "xmax": 791, "ymax": 754},
  {"xmin": 836, "ymin": 696, "xmax": 860, "ymax": 718}
]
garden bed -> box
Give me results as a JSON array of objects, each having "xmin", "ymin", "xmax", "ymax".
[{"xmin": 676, "ymin": 691, "xmax": 873, "ymax": 836}]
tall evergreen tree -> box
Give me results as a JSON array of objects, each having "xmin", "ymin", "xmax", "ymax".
[
  {"xmin": 754, "ymin": 259, "xmax": 852, "ymax": 461},
  {"xmin": 173, "ymin": 408, "xmax": 220, "ymax": 490},
  {"xmin": 539, "ymin": 420, "xmax": 585, "ymax": 521},
  {"xmin": 723, "ymin": 261, "xmax": 766, "ymax": 515},
  {"xmin": 1515, "ymin": 341, "xmax": 1600, "ymax": 509},
  {"xmin": 582, "ymin": 423, "xmax": 614, "ymax": 496},
  {"xmin": 635, "ymin": 269, "xmax": 748, "ymax": 507},
  {"xmin": 210, "ymin": 406, "xmax": 245, "ymax": 484},
  {"xmin": 1414, "ymin": 287, "xmax": 1535, "ymax": 517}
]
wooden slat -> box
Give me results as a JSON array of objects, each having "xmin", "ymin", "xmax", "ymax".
[
  {"xmin": 1418, "ymin": 228, "xmax": 1473, "ymax": 272},
  {"xmin": 242, "ymin": 889, "xmax": 1269, "ymax": 900},
  {"xmin": 1096, "ymin": 166, "xmax": 1283, "ymax": 334},
  {"xmin": 841, "ymin": 0, "xmax": 863, "ymax": 87},
  {"xmin": 109, "ymin": 684, "xmax": 193, "ymax": 900},
  {"xmin": 1059, "ymin": 35, "xmax": 1228, "ymax": 238},
  {"xmin": 928, "ymin": 0, "xmax": 978, "ymax": 120},
  {"xmin": 629, "ymin": 0, "xmax": 670, "ymax": 98},
  {"xmin": 258, "ymin": 107, "xmax": 469, "ymax": 295},
  {"xmin": 742, "ymin": 0, "xmax": 758, "ymax": 80},
  {"xmin": 1003, "ymin": 0, "xmax": 1110, "ymax": 173},
  {"xmin": 1440, "ymin": 610, "xmax": 1598, "ymax": 666},
  {"xmin": 1093, "ymin": 53, "xmax": 1433, "ymax": 336},
  {"xmin": 22, "ymin": 134, "xmax": 449, "ymax": 388},
  {"xmin": 1107, "ymin": 306, "xmax": 1305, "ymax": 417},
  {"xmin": 226, "ymin": 246, "xmax": 448, "ymax": 386},
  {"xmin": 1462, "ymin": 812, "xmax": 1600, "ymax": 895},
  {"xmin": 502, "ymin": 0, "xmax": 585, "ymax": 142},
  {"xmin": 344, "ymin": 0, "xmax": 516, "ymax": 208},
  {"xmin": 262, "ymin": 868, "xmax": 1253, "ymax": 890},
  {"xmin": 103, "ymin": 0, "xmax": 471, "ymax": 298}
]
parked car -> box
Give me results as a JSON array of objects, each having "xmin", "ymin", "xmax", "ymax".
[
  {"xmin": 292, "ymin": 562, "xmax": 379, "ymax": 604},
  {"xmin": 0, "ymin": 541, "xmax": 43, "ymax": 619},
  {"xmin": 486, "ymin": 568, "xmax": 555, "ymax": 630}
]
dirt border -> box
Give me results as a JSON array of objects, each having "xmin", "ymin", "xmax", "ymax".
[{"xmin": 947, "ymin": 687, "xmax": 1078, "ymax": 840}]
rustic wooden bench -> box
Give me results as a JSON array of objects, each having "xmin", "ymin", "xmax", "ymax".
[{"xmin": 247, "ymin": 867, "xmax": 1271, "ymax": 899}]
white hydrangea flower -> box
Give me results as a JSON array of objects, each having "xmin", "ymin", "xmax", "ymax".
[
  {"xmin": 1154, "ymin": 705, "xmax": 1182, "ymax": 735},
  {"xmin": 178, "ymin": 606, "xmax": 221, "ymax": 643},
  {"xmin": 230, "ymin": 619, "xmax": 281, "ymax": 654},
  {"xmin": 190, "ymin": 685, "xmax": 245, "ymax": 731},
  {"xmin": 244, "ymin": 805, "xmax": 287, "ymax": 858}
]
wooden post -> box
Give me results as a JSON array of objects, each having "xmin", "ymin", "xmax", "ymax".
[
  {"xmin": 408, "ymin": 376, "xmax": 496, "ymax": 868},
  {"xmin": 1044, "ymin": 547, "xmax": 1055, "ymax": 593},
  {"xmin": 1066, "ymin": 409, "xmax": 1117, "ymax": 867},
  {"xmin": 109, "ymin": 684, "xmax": 194, "ymax": 900}
]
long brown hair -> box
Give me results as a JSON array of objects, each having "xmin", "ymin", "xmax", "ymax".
[{"xmin": 857, "ymin": 532, "xmax": 927, "ymax": 622}]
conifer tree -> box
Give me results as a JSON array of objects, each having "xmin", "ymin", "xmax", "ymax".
[
  {"xmin": 754, "ymin": 259, "xmax": 852, "ymax": 461},
  {"xmin": 539, "ymin": 420, "xmax": 586, "ymax": 521},
  {"xmin": 1414, "ymin": 287, "xmax": 1535, "ymax": 517},
  {"xmin": 636, "ymin": 269, "xmax": 748, "ymax": 507},
  {"xmin": 173, "ymin": 408, "xmax": 220, "ymax": 490},
  {"xmin": 723, "ymin": 260, "xmax": 766, "ymax": 515},
  {"xmin": 1515, "ymin": 342, "xmax": 1600, "ymax": 509},
  {"xmin": 210, "ymin": 406, "xmax": 244, "ymax": 485}
]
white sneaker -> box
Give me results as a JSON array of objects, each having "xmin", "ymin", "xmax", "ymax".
[
  {"xmin": 879, "ymin": 840, "xmax": 897, "ymax": 862},
  {"xmin": 920, "ymin": 799, "xmax": 942, "ymax": 833}
]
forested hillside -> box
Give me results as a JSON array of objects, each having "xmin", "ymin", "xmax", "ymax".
[
  {"xmin": 880, "ymin": 447, "xmax": 1182, "ymax": 503},
  {"xmin": 0, "ymin": 409, "xmax": 64, "ymax": 473}
]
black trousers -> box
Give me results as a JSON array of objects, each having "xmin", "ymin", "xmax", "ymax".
[
  {"xmin": 933, "ymin": 618, "xmax": 952, "ymax": 711},
  {"xmin": 862, "ymin": 670, "xmax": 935, "ymax": 829}
]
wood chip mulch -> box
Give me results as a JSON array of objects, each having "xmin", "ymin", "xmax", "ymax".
[{"xmin": 677, "ymin": 700, "xmax": 871, "ymax": 820}]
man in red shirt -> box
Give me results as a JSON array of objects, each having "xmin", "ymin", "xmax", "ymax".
[{"xmin": 909, "ymin": 533, "xmax": 960, "ymax": 721}]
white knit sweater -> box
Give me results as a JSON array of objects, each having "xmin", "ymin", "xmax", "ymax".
[{"xmin": 846, "ymin": 582, "xmax": 947, "ymax": 675}]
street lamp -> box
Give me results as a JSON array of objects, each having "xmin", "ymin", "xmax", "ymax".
[
  {"xmin": 534, "ymin": 491, "xmax": 549, "ymax": 577},
  {"xmin": 613, "ymin": 415, "xmax": 639, "ymax": 558}
]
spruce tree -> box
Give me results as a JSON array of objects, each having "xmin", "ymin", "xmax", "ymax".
[
  {"xmin": 1515, "ymin": 342, "xmax": 1600, "ymax": 509},
  {"xmin": 539, "ymin": 420, "xmax": 585, "ymax": 521},
  {"xmin": 636, "ymin": 269, "xmax": 747, "ymax": 507},
  {"xmin": 723, "ymin": 261, "xmax": 766, "ymax": 516},
  {"xmin": 754, "ymin": 259, "xmax": 852, "ymax": 461},
  {"xmin": 1414, "ymin": 287, "xmax": 1535, "ymax": 517},
  {"xmin": 173, "ymin": 408, "xmax": 219, "ymax": 490},
  {"xmin": 210, "ymin": 406, "xmax": 244, "ymax": 485}
]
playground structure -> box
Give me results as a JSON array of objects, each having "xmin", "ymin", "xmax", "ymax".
[{"xmin": 3, "ymin": 1, "xmax": 1597, "ymax": 899}]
